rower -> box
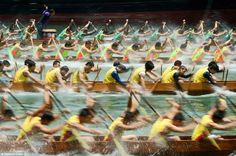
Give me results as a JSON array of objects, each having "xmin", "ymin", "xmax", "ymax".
[
  {"xmin": 13, "ymin": 59, "xmax": 44, "ymax": 86},
  {"xmin": 192, "ymin": 20, "xmax": 204, "ymax": 35},
  {"xmin": 123, "ymin": 41, "xmax": 148, "ymax": 61},
  {"xmin": 76, "ymin": 21, "xmax": 97, "ymax": 40},
  {"xmin": 76, "ymin": 40, "xmax": 98, "ymax": 60},
  {"xmin": 130, "ymin": 61, "xmax": 160, "ymax": 90},
  {"xmin": 193, "ymin": 61, "xmax": 223, "ymax": 85},
  {"xmin": 103, "ymin": 64, "xmax": 129, "ymax": 89},
  {"xmin": 192, "ymin": 98, "xmax": 236, "ymax": 143},
  {"xmin": 161, "ymin": 60, "xmax": 182, "ymax": 80},
  {"xmin": 11, "ymin": 40, "xmax": 31, "ymax": 58},
  {"xmin": 23, "ymin": 19, "xmax": 37, "ymax": 41},
  {"xmin": 158, "ymin": 21, "xmax": 171, "ymax": 36},
  {"xmin": 145, "ymin": 38, "xmax": 169, "ymax": 62},
  {"xmin": 138, "ymin": 21, "xmax": 152, "ymax": 36},
  {"xmin": 35, "ymin": 40, "xmax": 56, "ymax": 59},
  {"xmin": 162, "ymin": 65, "xmax": 193, "ymax": 91},
  {"xmin": 169, "ymin": 40, "xmax": 190, "ymax": 62},
  {"xmin": 45, "ymin": 65, "xmax": 70, "ymax": 88},
  {"xmin": 103, "ymin": 19, "xmax": 115, "ymax": 35},
  {"xmin": 71, "ymin": 61, "xmax": 100, "ymax": 89},
  {"xmin": 104, "ymin": 94, "xmax": 149, "ymax": 141},
  {"xmin": 100, "ymin": 42, "xmax": 124, "ymax": 61},
  {"xmin": 176, "ymin": 19, "xmax": 189, "ymax": 36},
  {"xmin": 57, "ymin": 40, "xmax": 77, "ymax": 60},
  {"xmin": 60, "ymin": 108, "xmax": 103, "ymax": 142},
  {"xmin": 16, "ymin": 111, "xmax": 65, "ymax": 142},
  {"xmin": 149, "ymin": 98, "xmax": 195, "ymax": 141}
]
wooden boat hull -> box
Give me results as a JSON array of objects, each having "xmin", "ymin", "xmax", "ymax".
[
  {"xmin": 0, "ymin": 136, "xmax": 236, "ymax": 155},
  {"xmin": 0, "ymin": 81, "xmax": 235, "ymax": 95}
]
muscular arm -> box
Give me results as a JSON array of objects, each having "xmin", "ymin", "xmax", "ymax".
[
  {"xmin": 24, "ymin": 71, "xmax": 43, "ymax": 86},
  {"xmin": 210, "ymin": 121, "xmax": 236, "ymax": 130},
  {"xmin": 111, "ymin": 71, "xmax": 126, "ymax": 86},
  {"xmin": 117, "ymin": 122, "xmax": 146, "ymax": 130},
  {"xmin": 167, "ymin": 123, "xmax": 195, "ymax": 132},
  {"xmin": 35, "ymin": 123, "xmax": 64, "ymax": 135},
  {"xmin": 71, "ymin": 123, "xmax": 102, "ymax": 135},
  {"xmin": 203, "ymin": 72, "xmax": 216, "ymax": 85},
  {"xmin": 173, "ymin": 73, "xmax": 183, "ymax": 91}
]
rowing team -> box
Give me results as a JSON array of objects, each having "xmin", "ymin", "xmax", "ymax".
[
  {"xmin": 0, "ymin": 85, "xmax": 235, "ymax": 150},
  {"xmin": 0, "ymin": 58, "xmax": 224, "ymax": 92},
  {"xmin": 6, "ymin": 33, "xmax": 236, "ymax": 63}
]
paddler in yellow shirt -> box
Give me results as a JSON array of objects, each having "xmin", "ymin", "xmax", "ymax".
[
  {"xmin": 130, "ymin": 61, "xmax": 160, "ymax": 90},
  {"xmin": 13, "ymin": 59, "xmax": 44, "ymax": 86}
]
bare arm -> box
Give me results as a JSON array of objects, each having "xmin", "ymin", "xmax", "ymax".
[
  {"xmin": 35, "ymin": 123, "xmax": 64, "ymax": 135},
  {"xmin": 167, "ymin": 123, "xmax": 195, "ymax": 132},
  {"xmin": 24, "ymin": 71, "xmax": 43, "ymax": 86},
  {"xmin": 56, "ymin": 72, "xmax": 66, "ymax": 87},
  {"xmin": 117, "ymin": 122, "xmax": 146, "ymax": 130},
  {"xmin": 210, "ymin": 121, "xmax": 236, "ymax": 130},
  {"xmin": 71, "ymin": 123, "xmax": 103, "ymax": 135}
]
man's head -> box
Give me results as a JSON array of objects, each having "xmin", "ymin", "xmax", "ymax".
[
  {"xmin": 60, "ymin": 66, "xmax": 69, "ymax": 76},
  {"xmin": 113, "ymin": 60, "xmax": 121, "ymax": 67},
  {"xmin": 79, "ymin": 108, "xmax": 96, "ymax": 123},
  {"xmin": 85, "ymin": 41, "xmax": 92, "ymax": 49},
  {"xmin": 173, "ymin": 112, "xmax": 185, "ymax": 126},
  {"xmin": 111, "ymin": 42, "xmax": 119, "ymax": 50},
  {"xmin": 2, "ymin": 60, "xmax": 10, "ymax": 67},
  {"xmin": 212, "ymin": 110, "xmax": 226, "ymax": 123},
  {"xmin": 174, "ymin": 60, "xmax": 182, "ymax": 67},
  {"xmin": 155, "ymin": 42, "xmax": 161, "ymax": 49},
  {"xmin": 3, "ymin": 109, "xmax": 15, "ymax": 119},
  {"xmin": 53, "ymin": 60, "xmax": 60, "ymax": 68},
  {"xmin": 42, "ymin": 41, "xmax": 48, "ymax": 48},
  {"xmin": 132, "ymin": 43, "xmax": 141, "ymax": 51},
  {"xmin": 27, "ymin": 60, "xmax": 36, "ymax": 72},
  {"xmin": 179, "ymin": 65, "xmax": 187, "ymax": 75},
  {"xmin": 208, "ymin": 61, "xmax": 219, "ymax": 74},
  {"xmin": 41, "ymin": 111, "xmax": 55, "ymax": 125},
  {"xmin": 123, "ymin": 110, "xmax": 140, "ymax": 124},
  {"xmin": 116, "ymin": 64, "xmax": 128, "ymax": 73},
  {"xmin": 145, "ymin": 61, "xmax": 155, "ymax": 72},
  {"xmin": 85, "ymin": 61, "xmax": 94, "ymax": 73}
]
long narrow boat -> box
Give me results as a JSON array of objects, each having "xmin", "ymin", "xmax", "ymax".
[
  {"xmin": 0, "ymin": 81, "xmax": 234, "ymax": 95},
  {"xmin": 1, "ymin": 135, "xmax": 236, "ymax": 155}
]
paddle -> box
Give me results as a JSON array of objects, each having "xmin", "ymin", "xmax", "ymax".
[
  {"xmin": 178, "ymin": 92, "xmax": 200, "ymax": 118},
  {"xmin": 92, "ymin": 65, "xmax": 101, "ymax": 86},
  {"xmin": 224, "ymin": 69, "xmax": 229, "ymax": 86},
  {"xmin": 48, "ymin": 90, "xmax": 69, "ymax": 111},
  {"xmin": 131, "ymin": 91, "xmax": 161, "ymax": 117},
  {"xmin": 187, "ymin": 64, "xmax": 196, "ymax": 92},
  {"xmin": 52, "ymin": 39, "xmax": 65, "ymax": 62},
  {"xmin": 96, "ymin": 102, "xmax": 114, "ymax": 121},
  {"xmin": 95, "ymin": 102, "xmax": 128, "ymax": 156},
  {"xmin": 7, "ymin": 92, "xmax": 27, "ymax": 112}
]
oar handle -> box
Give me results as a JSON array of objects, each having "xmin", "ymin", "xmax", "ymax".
[
  {"xmin": 92, "ymin": 68, "xmax": 101, "ymax": 86},
  {"xmin": 224, "ymin": 69, "xmax": 229, "ymax": 86}
]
